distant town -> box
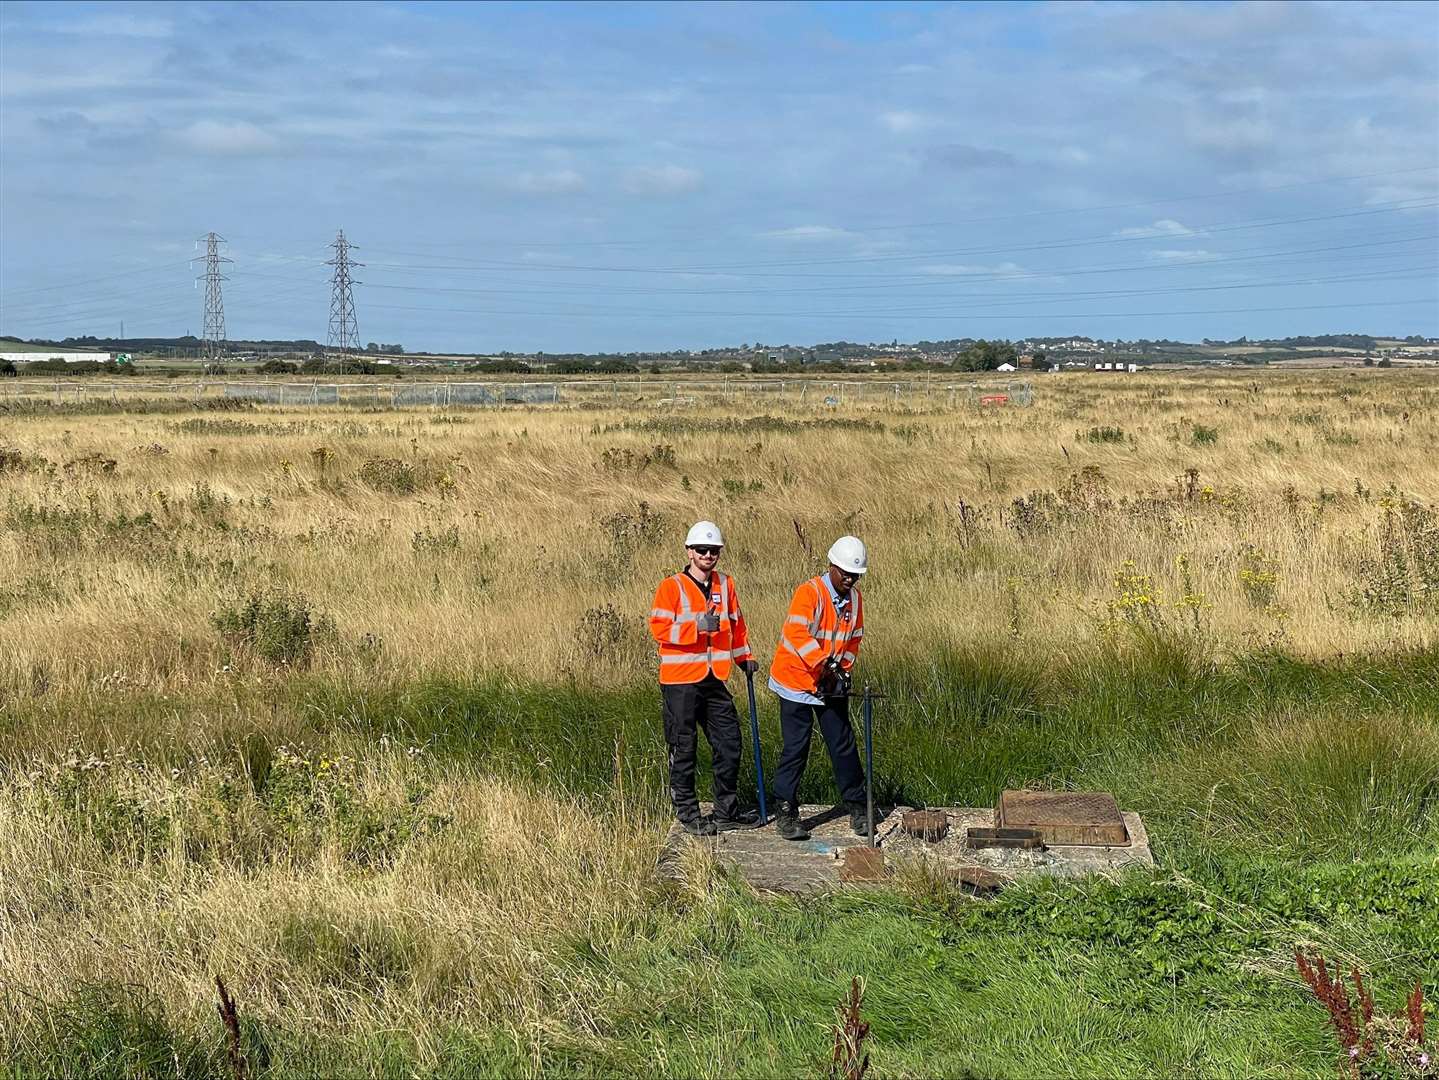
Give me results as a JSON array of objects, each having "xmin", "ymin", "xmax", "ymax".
[{"xmin": 1, "ymin": 332, "xmax": 1436, "ymax": 377}]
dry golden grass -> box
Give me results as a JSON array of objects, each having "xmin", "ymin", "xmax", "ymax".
[
  {"xmin": 2, "ymin": 370, "xmax": 1436, "ymax": 709},
  {"xmin": 0, "ymin": 749, "xmax": 694, "ymax": 1067},
  {"xmin": 1, "ymin": 371, "xmax": 1436, "ymax": 1077}
]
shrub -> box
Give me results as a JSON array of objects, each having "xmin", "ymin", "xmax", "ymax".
[
  {"xmin": 1191, "ymin": 424, "xmax": 1219, "ymax": 446},
  {"xmin": 599, "ymin": 444, "xmax": 677, "ymax": 472},
  {"xmin": 1083, "ymin": 425, "xmax": 1126, "ymax": 444},
  {"xmin": 576, "ymin": 603, "xmax": 630, "ymax": 658},
  {"xmin": 357, "ymin": 458, "xmax": 422, "ymax": 494},
  {"xmin": 211, "ymin": 589, "xmax": 337, "ymax": 667},
  {"xmin": 411, "ymin": 526, "xmax": 461, "ymax": 555},
  {"xmin": 1355, "ymin": 498, "xmax": 1439, "ymax": 616}
]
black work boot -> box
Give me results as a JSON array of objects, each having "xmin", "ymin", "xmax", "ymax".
[
  {"xmin": 775, "ymin": 801, "xmax": 809, "ymax": 841},
  {"xmin": 714, "ymin": 807, "xmax": 762, "ymax": 832},
  {"xmin": 679, "ymin": 814, "xmax": 717, "ymax": 837},
  {"xmin": 846, "ymin": 801, "xmax": 873, "ymax": 838}
]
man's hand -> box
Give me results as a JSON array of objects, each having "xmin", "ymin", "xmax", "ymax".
[
  {"xmin": 737, "ymin": 658, "xmax": 759, "ymax": 675},
  {"xmin": 697, "ymin": 612, "xmax": 720, "ymax": 633},
  {"xmin": 817, "ymin": 657, "xmax": 850, "ymax": 697}
]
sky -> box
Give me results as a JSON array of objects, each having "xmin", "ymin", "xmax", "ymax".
[{"xmin": 1, "ymin": 0, "xmax": 1436, "ymax": 353}]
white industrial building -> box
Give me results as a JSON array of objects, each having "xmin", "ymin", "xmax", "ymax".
[{"xmin": 0, "ymin": 352, "xmax": 112, "ymax": 364}]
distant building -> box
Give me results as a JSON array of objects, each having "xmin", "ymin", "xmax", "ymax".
[{"xmin": 1, "ymin": 351, "xmax": 111, "ymax": 364}]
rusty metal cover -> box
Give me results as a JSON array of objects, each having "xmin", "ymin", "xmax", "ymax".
[
  {"xmin": 839, "ymin": 846, "xmax": 888, "ymax": 882},
  {"xmin": 900, "ymin": 810, "xmax": 950, "ymax": 842},
  {"xmin": 965, "ymin": 827, "xmax": 1044, "ymax": 850},
  {"xmin": 995, "ymin": 790, "xmax": 1130, "ymax": 847},
  {"xmin": 953, "ymin": 866, "xmax": 1007, "ymax": 892}
]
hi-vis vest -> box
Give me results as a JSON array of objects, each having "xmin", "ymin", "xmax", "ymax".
[
  {"xmin": 769, "ymin": 576, "xmax": 864, "ymax": 696},
  {"xmin": 649, "ymin": 571, "xmax": 753, "ymax": 684}
]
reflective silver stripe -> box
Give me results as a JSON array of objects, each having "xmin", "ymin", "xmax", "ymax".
[
  {"xmin": 850, "ymin": 628, "xmax": 864, "ymax": 639},
  {"xmin": 796, "ymin": 640, "xmax": 820, "ymax": 657},
  {"xmin": 660, "ymin": 649, "xmax": 735, "ymax": 665},
  {"xmin": 733, "ymin": 645, "xmax": 752, "ymax": 658},
  {"xmin": 670, "ymin": 574, "xmax": 693, "ymax": 645},
  {"xmin": 786, "ymin": 615, "xmax": 808, "ymax": 625},
  {"xmin": 841, "ymin": 650, "xmax": 858, "ymax": 662},
  {"xmin": 651, "ymin": 608, "xmax": 677, "ymax": 619},
  {"xmin": 674, "ymin": 575, "xmax": 694, "ymax": 614}
]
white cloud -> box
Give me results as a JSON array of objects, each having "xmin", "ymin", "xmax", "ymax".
[
  {"xmin": 1149, "ymin": 249, "xmax": 1218, "ymax": 263},
  {"xmin": 1184, "ymin": 114, "xmax": 1274, "ymax": 157},
  {"xmin": 621, "ymin": 164, "xmax": 702, "ymax": 196},
  {"xmin": 920, "ymin": 262, "xmax": 1030, "ymax": 279},
  {"xmin": 1116, "ymin": 219, "xmax": 1196, "ymax": 239},
  {"xmin": 178, "ymin": 120, "xmax": 280, "ymax": 156},
  {"xmin": 879, "ymin": 110, "xmax": 928, "ymax": 134},
  {"xmin": 54, "ymin": 13, "xmax": 172, "ymax": 38},
  {"xmin": 509, "ymin": 169, "xmax": 586, "ymax": 195},
  {"xmin": 760, "ymin": 225, "xmax": 857, "ymax": 243}
]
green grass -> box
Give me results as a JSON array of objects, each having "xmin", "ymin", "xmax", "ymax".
[
  {"xmin": 2, "ymin": 645, "xmax": 1437, "ymax": 1077},
  {"xmin": 7, "ymin": 863, "xmax": 1435, "ymax": 1077}
]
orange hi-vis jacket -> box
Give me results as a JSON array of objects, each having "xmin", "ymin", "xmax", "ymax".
[
  {"xmin": 769, "ymin": 575, "xmax": 864, "ymax": 696},
  {"xmin": 649, "ymin": 571, "xmax": 753, "ymax": 684}
]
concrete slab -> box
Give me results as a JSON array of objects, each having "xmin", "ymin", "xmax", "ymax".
[{"xmin": 660, "ymin": 804, "xmax": 1154, "ymax": 894}]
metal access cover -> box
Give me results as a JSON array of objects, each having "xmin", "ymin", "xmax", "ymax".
[
  {"xmin": 995, "ymin": 790, "xmax": 1131, "ymax": 847},
  {"xmin": 900, "ymin": 810, "xmax": 950, "ymax": 842},
  {"xmin": 839, "ymin": 846, "xmax": 888, "ymax": 882},
  {"xmin": 965, "ymin": 827, "xmax": 1044, "ymax": 850}
]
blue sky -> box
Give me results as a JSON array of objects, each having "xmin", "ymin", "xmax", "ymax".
[{"xmin": 1, "ymin": 0, "xmax": 1436, "ymax": 352}]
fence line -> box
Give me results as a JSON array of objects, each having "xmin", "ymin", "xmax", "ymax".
[{"xmin": 2, "ymin": 377, "xmax": 1035, "ymax": 410}]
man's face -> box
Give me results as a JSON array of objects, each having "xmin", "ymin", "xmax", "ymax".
[
  {"xmin": 828, "ymin": 564, "xmax": 858, "ymax": 596},
  {"xmin": 687, "ymin": 545, "xmax": 721, "ymax": 575}
]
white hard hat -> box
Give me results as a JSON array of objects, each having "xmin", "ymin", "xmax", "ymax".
[
  {"xmin": 685, "ymin": 520, "xmax": 724, "ymax": 547},
  {"xmin": 827, "ymin": 535, "xmax": 867, "ymax": 574}
]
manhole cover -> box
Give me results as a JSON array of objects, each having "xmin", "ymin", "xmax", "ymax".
[
  {"xmin": 900, "ymin": 809, "xmax": 950, "ymax": 841},
  {"xmin": 839, "ymin": 847, "xmax": 887, "ymax": 882},
  {"xmin": 995, "ymin": 790, "xmax": 1130, "ymax": 847}
]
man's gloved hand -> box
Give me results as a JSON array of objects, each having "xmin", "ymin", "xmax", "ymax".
[
  {"xmin": 697, "ymin": 612, "xmax": 720, "ymax": 633},
  {"xmin": 737, "ymin": 658, "xmax": 759, "ymax": 675},
  {"xmin": 817, "ymin": 656, "xmax": 845, "ymax": 696}
]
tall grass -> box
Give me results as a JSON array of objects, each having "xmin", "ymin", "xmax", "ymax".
[
  {"xmin": 2, "ymin": 370, "xmax": 1437, "ymax": 1076},
  {"xmin": 2, "ymin": 370, "xmax": 1437, "ymax": 706}
]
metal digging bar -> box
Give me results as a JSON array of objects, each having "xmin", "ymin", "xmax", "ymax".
[
  {"xmin": 861, "ymin": 684, "xmax": 885, "ymax": 848},
  {"xmin": 744, "ymin": 669, "xmax": 769, "ymax": 825}
]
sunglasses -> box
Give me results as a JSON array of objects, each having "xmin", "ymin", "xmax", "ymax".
[{"xmin": 689, "ymin": 546, "xmax": 722, "ymax": 556}]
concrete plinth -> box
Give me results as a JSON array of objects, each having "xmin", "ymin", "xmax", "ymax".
[{"xmin": 660, "ymin": 804, "xmax": 1153, "ymax": 894}]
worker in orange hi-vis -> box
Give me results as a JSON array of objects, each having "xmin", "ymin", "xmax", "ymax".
[
  {"xmin": 767, "ymin": 535, "xmax": 873, "ymax": 842},
  {"xmin": 648, "ymin": 521, "xmax": 761, "ymax": 837}
]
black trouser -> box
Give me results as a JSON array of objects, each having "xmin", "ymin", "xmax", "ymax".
[
  {"xmin": 661, "ymin": 675, "xmax": 742, "ymax": 821},
  {"xmin": 772, "ymin": 695, "xmax": 866, "ymax": 807}
]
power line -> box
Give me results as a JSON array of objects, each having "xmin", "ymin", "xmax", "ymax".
[
  {"xmin": 193, "ymin": 232, "xmax": 231, "ymax": 363},
  {"xmin": 357, "ymin": 197, "xmax": 1439, "ymax": 276},
  {"xmin": 325, "ymin": 229, "xmax": 362, "ymax": 359},
  {"xmin": 365, "ymin": 297, "xmax": 1436, "ymax": 323}
]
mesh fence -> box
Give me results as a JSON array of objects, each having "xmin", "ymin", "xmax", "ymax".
[{"xmin": 2, "ymin": 377, "xmax": 1035, "ymax": 410}]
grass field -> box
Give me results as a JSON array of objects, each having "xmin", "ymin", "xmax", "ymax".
[{"xmin": 1, "ymin": 369, "xmax": 1436, "ymax": 1077}]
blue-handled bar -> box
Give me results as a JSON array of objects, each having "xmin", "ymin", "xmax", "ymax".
[
  {"xmin": 862, "ymin": 683, "xmax": 875, "ymax": 847},
  {"xmin": 745, "ymin": 670, "xmax": 768, "ymax": 824}
]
